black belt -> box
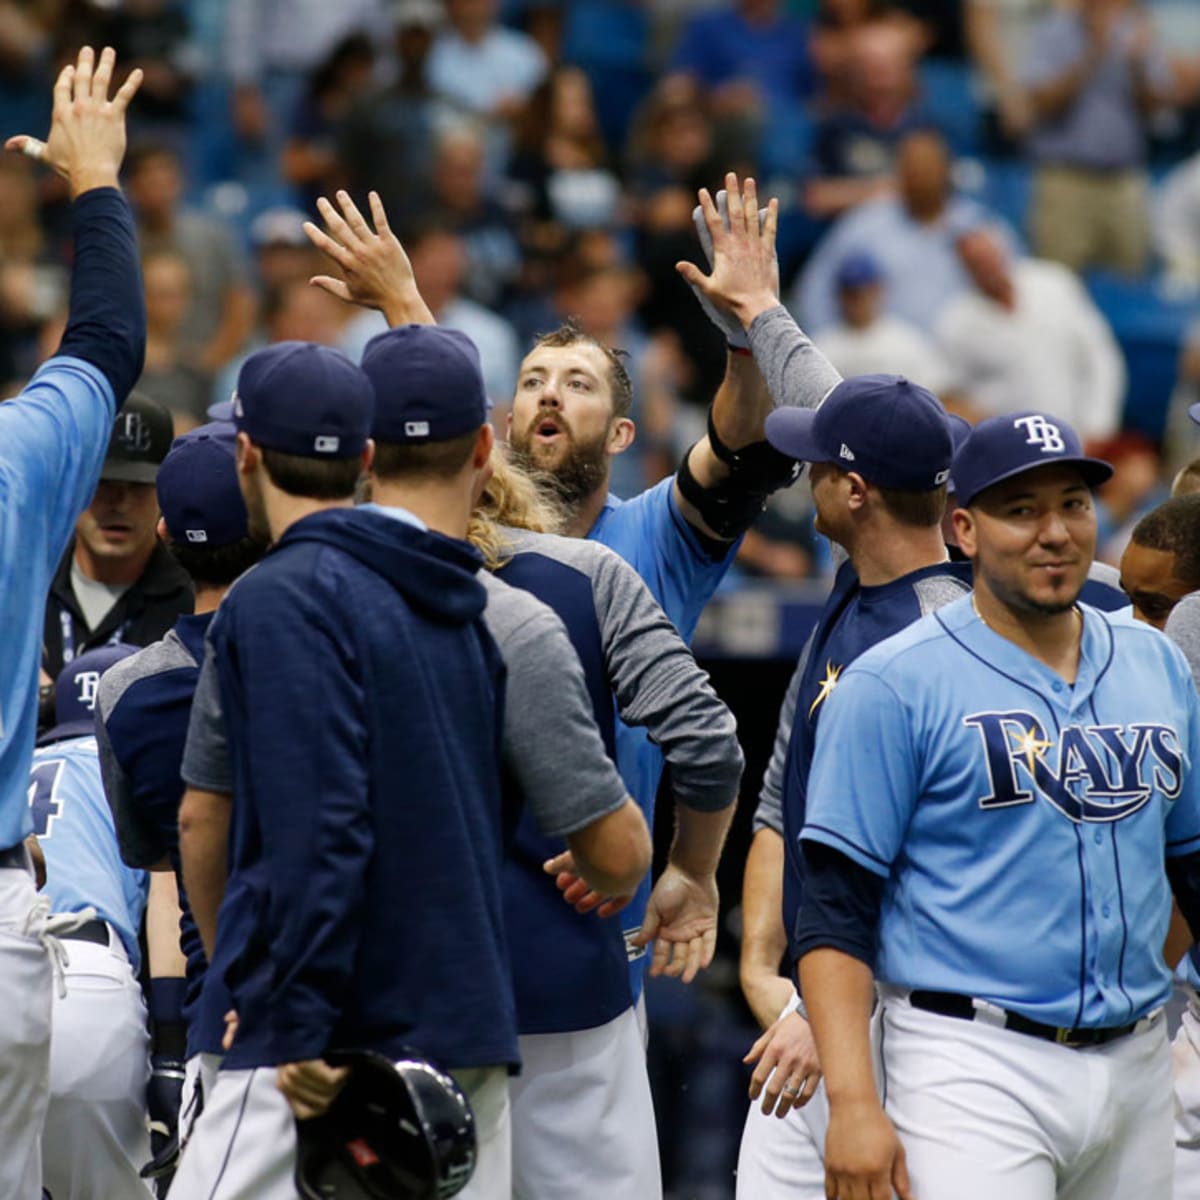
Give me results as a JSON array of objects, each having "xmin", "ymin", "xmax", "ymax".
[
  {"xmin": 909, "ymin": 990, "xmax": 1141, "ymax": 1048},
  {"xmin": 0, "ymin": 843, "xmax": 26, "ymax": 870},
  {"xmin": 59, "ymin": 919, "xmax": 110, "ymax": 947}
]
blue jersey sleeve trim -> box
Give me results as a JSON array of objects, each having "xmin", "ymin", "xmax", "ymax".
[
  {"xmin": 1167, "ymin": 833, "xmax": 1200, "ymax": 856},
  {"xmin": 30, "ymin": 355, "xmax": 117, "ymax": 413},
  {"xmin": 800, "ymin": 825, "xmax": 891, "ymax": 878}
]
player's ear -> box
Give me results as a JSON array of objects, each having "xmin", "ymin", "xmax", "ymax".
[
  {"xmin": 361, "ymin": 438, "xmax": 375, "ymax": 475},
  {"xmin": 845, "ymin": 471, "xmax": 869, "ymax": 512},
  {"xmin": 952, "ymin": 506, "xmax": 977, "ymax": 558},
  {"xmin": 155, "ymin": 516, "xmax": 168, "ymax": 543},
  {"xmin": 607, "ymin": 417, "xmax": 635, "ymax": 456},
  {"xmin": 473, "ymin": 422, "xmax": 494, "ymax": 469},
  {"xmin": 235, "ymin": 432, "xmax": 259, "ymax": 476}
]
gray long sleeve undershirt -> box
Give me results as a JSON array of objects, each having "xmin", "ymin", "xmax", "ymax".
[{"xmin": 746, "ymin": 304, "xmax": 844, "ymax": 412}]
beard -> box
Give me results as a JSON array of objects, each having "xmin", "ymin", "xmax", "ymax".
[{"xmin": 510, "ymin": 415, "xmax": 610, "ymax": 508}]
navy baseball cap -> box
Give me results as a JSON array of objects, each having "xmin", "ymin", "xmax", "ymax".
[
  {"xmin": 362, "ymin": 325, "xmax": 489, "ymax": 444},
  {"xmin": 950, "ymin": 411, "xmax": 1113, "ymax": 507},
  {"xmin": 765, "ymin": 375, "xmax": 953, "ymax": 492},
  {"xmin": 41, "ymin": 644, "xmax": 138, "ymax": 745},
  {"xmin": 157, "ymin": 422, "xmax": 249, "ymax": 548},
  {"xmin": 835, "ymin": 253, "xmax": 882, "ymax": 291},
  {"xmin": 233, "ymin": 341, "xmax": 374, "ymax": 459},
  {"xmin": 102, "ymin": 392, "xmax": 174, "ymax": 484}
]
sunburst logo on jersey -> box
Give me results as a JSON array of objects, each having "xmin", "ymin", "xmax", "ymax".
[
  {"xmin": 1011, "ymin": 724, "xmax": 1053, "ymax": 777},
  {"xmin": 808, "ymin": 660, "xmax": 842, "ymax": 719}
]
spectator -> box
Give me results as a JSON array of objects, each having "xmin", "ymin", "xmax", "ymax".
[
  {"xmin": 137, "ymin": 250, "xmax": 212, "ymax": 433},
  {"xmin": 1117, "ymin": 495, "xmax": 1200, "ymax": 628},
  {"xmin": 426, "ymin": 0, "xmax": 547, "ymax": 172},
  {"xmin": 124, "ymin": 141, "xmax": 257, "ymax": 372},
  {"xmin": 792, "ymin": 128, "xmax": 1015, "ymax": 331},
  {"xmin": 282, "ymin": 31, "xmax": 376, "ymax": 214},
  {"xmin": 964, "ymin": 0, "xmax": 1056, "ymax": 149},
  {"xmin": 668, "ymin": 0, "xmax": 814, "ymax": 166},
  {"xmin": 338, "ymin": 2, "xmax": 465, "ymax": 225},
  {"xmin": 248, "ymin": 206, "xmax": 322, "ymax": 294},
  {"xmin": 508, "ymin": 66, "xmax": 622, "ymax": 241},
  {"xmin": 811, "ymin": 0, "xmax": 930, "ymax": 108},
  {"xmin": 1024, "ymin": 0, "xmax": 1174, "ymax": 275},
  {"xmin": 1154, "ymin": 148, "xmax": 1200, "ymax": 289},
  {"xmin": 43, "ymin": 394, "xmax": 194, "ymax": 680},
  {"xmin": 430, "ymin": 121, "xmax": 522, "ymax": 308},
  {"xmin": 813, "ymin": 251, "xmax": 954, "ymax": 393},
  {"xmin": 223, "ymin": 0, "xmax": 387, "ymax": 164},
  {"xmin": 806, "ymin": 23, "xmax": 930, "ymax": 219},
  {"xmin": 935, "ymin": 227, "xmax": 1126, "ymax": 439}
]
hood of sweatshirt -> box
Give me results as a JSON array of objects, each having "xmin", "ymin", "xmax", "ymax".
[{"xmin": 277, "ymin": 507, "xmax": 486, "ymax": 626}]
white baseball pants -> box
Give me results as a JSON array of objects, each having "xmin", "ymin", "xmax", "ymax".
[
  {"xmin": 510, "ymin": 1006, "xmax": 662, "ymax": 1199},
  {"xmin": 0, "ymin": 858, "xmax": 54, "ymax": 1200},
  {"xmin": 41, "ymin": 930, "xmax": 153, "ymax": 1200},
  {"xmin": 1173, "ymin": 992, "xmax": 1200, "ymax": 1200},
  {"xmin": 881, "ymin": 990, "xmax": 1173, "ymax": 1200},
  {"xmin": 169, "ymin": 1062, "xmax": 510, "ymax": 1200}
]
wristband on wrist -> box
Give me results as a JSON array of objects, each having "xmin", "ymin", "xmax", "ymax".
[{"xmin": 728, "ymin": 343, "xmax": 752, "ymax": 356}]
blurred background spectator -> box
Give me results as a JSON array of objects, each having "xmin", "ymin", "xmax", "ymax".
[{"xmin": 6, "ymin": 2, "xmax": 1200, "ymax": 1190}]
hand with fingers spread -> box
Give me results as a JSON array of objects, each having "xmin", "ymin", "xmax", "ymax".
[
  {"xmin": 5, "ymin": 45, "xmax": 143, "ymax": 198},
  {"xmin": 542, "ymin": 849, "xmax": 633, "ymax": 919},
  {"xmin": 303, "ymin": 190, "xmax": 434, "ymax": 327},
  {"xmin": 676, "ymin": 172, "xmax": 780, "ymax": 336},
  {"xmin": 744, "ymin": 1006, "xmax": 822, "ymax": 1119},
  {"xmin": 825, "ymin": 1100, "xmax": 915, "ymax": 1200},
  {"xmin": 630, "ymin": 863, "xmax": 719, "ymax": 984},
  {"xmin": 276, "ymin": 1059, "xmax": 350, "ymax": 1121}
]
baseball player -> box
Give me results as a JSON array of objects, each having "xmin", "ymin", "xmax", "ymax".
[
  {"xmin": 95, "ymin": 422, "xmax": 267, "ymax": 1180},
  {"xmin": 734, "ymin": 376, "xmax": 970, "ymax": 1199},
  {"xmin": 354, "ymin": 326, "xmax": 741, "ymax": 1198},
  {"xmin": 796, "ymin": 411, "xmax": 1200, "ymax": 1200},
  {"xmin": 31, "ymin": 645, "xmax": 152, "ymax": 1200},
  {"xmin": 0, "ymin": 44, "xmax": 143, "ymax": 1198},
  {"xmin": 1117, "ymin": 495, "xmax": 1200, "ymax": 629},
  {"xmin": 304, "ymin": 181, "xmax": 794, "ymax": 999}
]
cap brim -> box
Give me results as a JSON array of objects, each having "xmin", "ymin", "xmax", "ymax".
[
  {"xmin": 958, "ymin": 456, "xmax": 1114, "ymax": 507},
  {"xmin": 1190, "ymin": 403, "xmax": 1200, "ymax": 427},
  {"xmin": 37, "ymin": 719, "xmax": 94, "ymax": 747},
  {"xmin": 100, "ymin": 460, "xmax": 160, "ymax": 484},
  {"xmin": 207, "ymin": 399, "xmax": 235, "ymax": 421},
  {"xmin": 764, "ymin": 407, "xmax": 824, "ymax": 463}
]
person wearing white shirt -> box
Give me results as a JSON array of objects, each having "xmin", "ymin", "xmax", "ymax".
[
  {"xmin": 935, "ymin": 227, "xmax": 1126, "ymax": 440},
  {"xmin": 813, "ymin": 252, "xmax": 955, "ymax": 396}
]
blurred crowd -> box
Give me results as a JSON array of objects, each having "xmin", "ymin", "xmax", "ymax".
[{"xmin": 6, "ymin": 0, "xmax": 1200, "ymax": 579}]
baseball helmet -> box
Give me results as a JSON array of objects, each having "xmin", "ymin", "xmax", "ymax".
[{"xmin": 294, "ymin": 1050, "xmax": 476, "ymax": 1200}]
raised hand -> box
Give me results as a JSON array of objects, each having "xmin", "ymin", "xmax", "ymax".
[
  {"xmin": 304, "ymin": 190, "xmax": 435, "ymax": 326},
  {"xmin": 676, "ymin": 172, "xmax": 780, "ymax": 334},
  {"xmin": 5, "ymin": 46, "xmax": 143, "ymax": 198}
]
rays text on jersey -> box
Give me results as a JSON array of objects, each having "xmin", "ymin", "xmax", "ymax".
[{"xmin": 962, "ymin": 710, "xmax": 1183, "ymax": 823}]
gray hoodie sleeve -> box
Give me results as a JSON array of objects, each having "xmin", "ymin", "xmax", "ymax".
[
  {"xmin": 480, "ymin": 573, "xmax": 631, "ymax": 838},
  {"xmin": 752, "ymin": 629, "xmax": 814, "ymax": 837},
  {"xmin": 181, "ymin": 644, "xmax": 234, "ymax": 794},
  {"xmin": 746, "ymin": 304, "xmax": 844, "ymax": 411},
  {"xmin": 589, "ymin": 543, "xmax": 744, "ymax": 811},
  {"xmin": 1167, "ymin": 594, "xmax": 1200, "ymax": 692}
]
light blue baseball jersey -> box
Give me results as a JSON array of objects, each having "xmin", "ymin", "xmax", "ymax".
[
  {"xmin": 30, "ymin": 736, "xmax": 149, "ymax": 969},
  {"xmin": 588, "ymin": 477, "xmax": 739, "ymax": 990},
  {"xmin": 0, "ymin": 357, "xmax": 116, "ymax": 851},
  {"xmin": 803, "ymin": 595, "xmax": 1200, "ymax": 1029}
]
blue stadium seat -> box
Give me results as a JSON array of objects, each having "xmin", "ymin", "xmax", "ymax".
[{"xmin": 918, "ymin": 61, "xmax": 983, "ymax": 157}]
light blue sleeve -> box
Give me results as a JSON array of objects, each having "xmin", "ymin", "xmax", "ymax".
[
  {"xmin": 1166, "ymin": 655, "xmax": 1200, "ymax": 859},
  {"xmin": 0, "ymin": 355, "xmax": 116, "ymax": 574},
  {"xmin": 593, "ymin": 478, "xmax": 736, "ymax": 643},
  {"xmin": 801, "ymin": 666, "xmax": 919, "ymax": 878}
]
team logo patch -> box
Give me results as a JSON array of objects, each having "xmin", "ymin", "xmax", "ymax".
[
  {"xmin": 1013, "ymin": 414, "xmax": 1065, "ymax": 454},
  {"xmin": 75, "ymin": 670, "xmax": 101, "ymax": 711},
  {"xmin": 232, "ymin": 391, "xmax": 244, "ymax": 418},
  {"xmin": 963, "ymin": 710, "xmax": 1182, "ymax": 823},
  {"xmin": 809, "ymin": 660, "xmax": 842, "ymax": 719},
  {"xmin": 314, "ymin": 435, "xmax": 340, "ymax": 453},
  {"xmin": 839, "ymin": 443, "xmax": 856, "ymax": 462},
  {"xmin": 185, "ymin": 529, "xmax": 208, "ymax": 543},
  {"xmin": 934, "ymin": 468, "xmax": 950, "ymax": 486},
  {"xmin": 114, "ymin": 411, "xmax": 151, "ymax": 453},
  {"xmin": 404, "ymin": 420, "xmax": 430, "ymax": 438}
]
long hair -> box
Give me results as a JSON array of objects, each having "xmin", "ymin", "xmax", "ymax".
[{"xmin": 468, "ymin": 447, "xmax": 568, "ymax": 570}]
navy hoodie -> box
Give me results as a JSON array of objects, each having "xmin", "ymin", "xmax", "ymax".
[{"xmin": 207, "ymin": 507, "xmax": 516, "ymax": 1071}]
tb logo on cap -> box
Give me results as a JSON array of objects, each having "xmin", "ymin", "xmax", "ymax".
[
  {"xmin": 115, "ymin": 411, "xmax": 151, "ymax": 453},
  {"xmin": 75, "ymin": 671, "xmax": 101, "ymax": 711},
  {"xmin": 1014, "ymin": 415, "xmax": 1065, "ymax": 454}
]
